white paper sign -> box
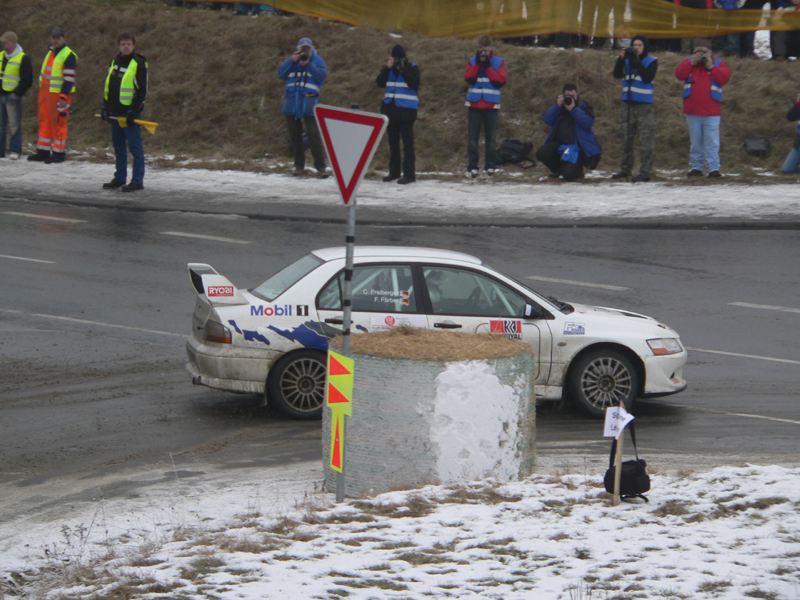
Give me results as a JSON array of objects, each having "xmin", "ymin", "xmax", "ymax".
[{"xmin": 604, "ymin": 405, "xmax": 634, "ymax": 439}]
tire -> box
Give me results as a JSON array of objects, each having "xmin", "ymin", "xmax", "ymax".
[
  {"xmin": 267, "ymin": 350, "xmax": 327, "ymax": 420},
  {"xmin": 567, "ymin": 349, "xmax": 639, "ymax": 418}
]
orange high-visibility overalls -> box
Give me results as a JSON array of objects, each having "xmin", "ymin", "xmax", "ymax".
[{"xmin": 37, "ymin": 46, "xmax": 77, "ymax": 156}]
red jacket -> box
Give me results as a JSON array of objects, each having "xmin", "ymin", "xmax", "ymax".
[
  {"xmin": 675, "ymin": 57, "xmax": 731, "ymax": 116},
  {"xmin": 464, "ymin": 54, "xmax": 507, "ymax": 109}
]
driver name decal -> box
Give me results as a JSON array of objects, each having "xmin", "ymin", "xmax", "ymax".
[{"xmin": 490, "ymin": 320, "xmax": 522, "ymax": 340}]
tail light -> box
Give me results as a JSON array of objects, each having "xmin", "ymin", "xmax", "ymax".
[{"xmin": 203, "ymin": 319, "xmax": 231, "ymax": 344}]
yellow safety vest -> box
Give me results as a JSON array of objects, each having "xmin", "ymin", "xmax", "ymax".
[
  {"xmin": 1, "ymin": 51, "xmax": 25, "ymax": 92},
  {"xmin": 39, "ymin": 46, "xmax": 77, "ymax": 94},
  {"xmin": 104, "ymin": 56, "xmax": 144, "ymax": 105}
]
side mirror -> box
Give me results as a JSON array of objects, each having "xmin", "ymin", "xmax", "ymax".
[{"xmin": 524, "ymin": 303, "xmax": 544, "ymax": 320}]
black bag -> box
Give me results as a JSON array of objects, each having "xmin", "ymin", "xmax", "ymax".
[
  {"xmin": 743, "ymin": 138, "xmax": 770, "ymax": 158},
  {"xmin": 604, "ymin": 423, "xmax": 650, "ymax": 502},
  {"xmin": 496, "ymin": 139, "xmax": 536, "ymax": 168}
]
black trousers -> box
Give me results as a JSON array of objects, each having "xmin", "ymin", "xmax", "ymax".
[
  {"xmin": 536, "ymin": 141, "xmax": 586, "ymax": 181},
  {"xmin": 285, "ymin": 115, "xmax": 326, "ymax": 172},
  {"xmin": 387, "ymin": 118, "xmax": 415, "ymax": 180}
]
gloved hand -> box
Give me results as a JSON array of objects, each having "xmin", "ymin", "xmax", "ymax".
[
  {"xmin": 125, "ymin": 110, "xmax": 136, "ymax": 127},
  {"xmin": 690, "ymin": 50, "xmax": 704, "ymax": 66},
  {"xmin": 100, "ymin": 103, "xmax": 109, "ymax": 122},
  {"xmin": 703, "ymin": 52, "xmax": 713, "ymax": 69},
  {"xmin": 57, "ymin": 94, "xmax": 68, "ymax": 117}
]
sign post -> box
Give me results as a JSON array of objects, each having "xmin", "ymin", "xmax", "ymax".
[
  {"xmin": 314, "ymin": 105, "xmax": 388, "ymax": 502},
  {"xmin": 604, "ymin": 403, "xmax": 635, "ymax": 506}
]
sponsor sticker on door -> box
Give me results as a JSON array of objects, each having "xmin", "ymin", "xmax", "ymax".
[{"xmin": 490, "ymin": 320, "xmax": 522, "ymax": 339}]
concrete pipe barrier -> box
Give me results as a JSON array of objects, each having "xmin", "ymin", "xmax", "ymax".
[{"xmin": 323, "ymin": 327, "xmax": 535, "ymax": 498}]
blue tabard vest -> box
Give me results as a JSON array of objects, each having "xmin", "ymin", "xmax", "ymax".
[
  {"xmin": 466, "ymin": 55, "xmax": 502, "ymax": 106},
  {"xmin": 683, "ymin": 59, "xmax": 723, "ymax": 102},
  {"xmin": 282, "ymin": 53, "xmax": 325, "ymax": 118},
  {"xmin": 622, "ymin": 55, "xmax": 655, "ymax": 103},
  {"xmin": 384, "ymin": 67, "xmax": 418, "ymax": 109}
]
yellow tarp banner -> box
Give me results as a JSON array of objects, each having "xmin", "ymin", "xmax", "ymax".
[{"xmin": 197, "ymin": 0, "xmax": 800, "ymax": 38}]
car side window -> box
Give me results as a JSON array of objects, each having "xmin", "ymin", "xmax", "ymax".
[
  {"xmin": 423, "ymin": 267, "xmax": 527, "ymax": 317},
  {"xmin": 318, "ymin": 265, "xmax": 417, "ymax": 313}
]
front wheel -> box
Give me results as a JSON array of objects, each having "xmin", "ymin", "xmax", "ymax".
[
  {"xmin": 567, "ymin": 349, "xmax": 639, "ymax": 418},
  {"xmin": 267, "ymin": 350, "xmax": 327, "ymax": 420}
]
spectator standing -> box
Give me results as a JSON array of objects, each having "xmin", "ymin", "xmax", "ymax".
[
  {"xmin": 612, "ymin": 36, "xmax": 657, "ymax": 182},
  {"xmin": 464, "ymin": 35, "xmax": 506, "ymax": 178},
  {"xmin": 100, "ymin": 33, "xmax": 148, "ymax": 192},
  {"xmin": 771, "ymin": 0, "xmax": 800, "ymax": 61},
  {"xmin": 535, "ymin": 83, "xmax": 602, "ymax": 181},
  {"xmin": 28, "ymin": 27, "xmax": 77, "ymax": 164},
  {"xmin": 0, "ymin": 31, "xmax": 33, "ymax": 160},
  {"xmin": 713, "ymin": 0, "xmax": 746, "ymax": 56},
  {"xmin": 780, "ymin": 93, "xmax": 800, "ymax": 173},
  {"xmin": 674, "ymin": 39, "xmax": 731, "ymax": 178},
  {"xmin": 278, "ymin": 37, "xmax": 328, "ymax": 178},
  {"xmin": 376, "ymin": 45, "xmax": 420, "ymax": 185}
]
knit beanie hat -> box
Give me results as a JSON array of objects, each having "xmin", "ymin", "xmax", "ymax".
[
  {"xmin": 391, "ymin": 44, "xmax": 406, "ymax": 59},
  {"xmin": 693, "ymin": 38, "xmax": 712, "ymax": 52}
]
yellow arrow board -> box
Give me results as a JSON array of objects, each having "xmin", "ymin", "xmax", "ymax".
[
  {"xmin": 326, "ymin": 351, "xmax": 353, "ymax": 416},
  {"xmin": 327, "ymin": 350, "xmax": 354, "ymax": 473}
]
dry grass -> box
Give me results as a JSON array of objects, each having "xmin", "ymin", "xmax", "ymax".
[
  {"xmin": 3, "ymin": 0, "xmax": 799, "ymax": 179},
  {"xmin": 330, "ymin": 325, "xmax": 530, "ymax": 361}
]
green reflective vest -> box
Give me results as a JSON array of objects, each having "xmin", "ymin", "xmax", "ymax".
[
  {"xmin": 39, "ymin": 46, "xmax": 77, "ymax": 93},
  {"xmin": 104, "ymin": 55, "xmax": 146, "ymax": 105},
  {"xmin": 1, "ymin": 51, "xmax": 25, "ymax": 92}
]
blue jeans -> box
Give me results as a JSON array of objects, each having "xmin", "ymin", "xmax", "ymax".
[
  {"xmin": 467, "ymin": 107, "xmax": 498, "ymax": 171},
  {"xmin": 0, "ymin": 93, "xmax": 23, "ymax": 155},
  {"xmin": 111, "ymin": 112, "xmax": 145, "ymax": 184},
  {"xmin": 685, "ymin": 114, "xmax": 721, "ymax": 172},
  {"xmin": 782, "ymin": 147, "xmax": 800, "ymax": 173}
]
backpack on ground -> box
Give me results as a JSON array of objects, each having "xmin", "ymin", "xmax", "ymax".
[
  {"xmin": 604, "ymin": 422, "xmax": 650, "ymax": 502},
  {"xmin": 496, "ymin": 139, "xmax": 536, "ymax": 168}
]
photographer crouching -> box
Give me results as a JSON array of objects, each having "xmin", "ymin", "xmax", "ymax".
[{"xmin": 535, "ymin": 83, "xmax": 602, "ymax": 181}]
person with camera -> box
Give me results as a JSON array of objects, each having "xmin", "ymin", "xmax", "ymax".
[
  {"xmin": 674, "ymin": 38, "xmax": 731, "ymax": 178},
  {"xmin": 464, "ymin": 35, "xmax": 506, "ymax": 178},
  {"xmin": 780, "ymin": 93, "xmax": 800, "ymax": 173},
  {"xmin": 535, "ymin": 83, "xmax": 601, "ymax": 182},
  {"xmin": 376, "ymin": 45, "xmax": 420, "ymax": 185},
  {"xmin": 278, "ymin": 37, "xmax": 328, "ymax": 178},
  {"xmin": 100, "ymin": 33, "xmax": 148, "ymax": 192},
  {"xmin": 611, "ymin": 36, "xmax": 657, "ymax": 183}
]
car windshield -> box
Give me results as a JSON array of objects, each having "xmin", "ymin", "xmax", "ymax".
[
  {"xmin": 497, "ymin": 270, "xmax": 575, "ymax": 315},
  {"xmin": 250, "ymin": 254, "xmax": 323, "ymax": 301}
]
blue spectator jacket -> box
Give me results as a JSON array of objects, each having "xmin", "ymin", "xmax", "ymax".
[
  {"xmin": 278, "ymin": 51, "xmax": 327, "ymax": 119},
  {"xmin": 543, "ymin": 101, "xmax": 602, "ymax": 158}
]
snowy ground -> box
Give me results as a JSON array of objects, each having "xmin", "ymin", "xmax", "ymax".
[
  {"xmin": 3, "ymin": 151, "xmax": 800, "ymax": 598},
  {"xmin": 3, "ymin": 464, "xmax": 800, "ymax": 600}
]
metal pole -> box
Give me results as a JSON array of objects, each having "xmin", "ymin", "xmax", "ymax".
[
  {"xmin": 336, "ymin": 200, "xmax": 356, "ymax": 503},
  {"xmin": 612, "ymin": 418, "xmax": 625, "ymax": 506}
]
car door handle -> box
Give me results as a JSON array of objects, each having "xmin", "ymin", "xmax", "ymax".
[
  {"xmin": 434, "ymin": 322, "xmax": 462, "ymax": 329},
  {"xmin": 325, "ymin": 318, "xmax": 344, "ymax": 324}
]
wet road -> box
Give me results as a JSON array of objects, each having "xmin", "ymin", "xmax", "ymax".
[{"xmin": 1, "ymin": 198, "xmax": 799, "ymax": 506}]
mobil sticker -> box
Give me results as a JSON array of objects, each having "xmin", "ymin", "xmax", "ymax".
[
  {"xmin": 490, "ymin": 320, "xmax": 522, "ymax": 340},
  {"xmin": 207, "ymin": 285, "xmax": 234, "ymax": 297},
  {"xmin": 251, "ymin": 304, "xmax": 309, "ymax": 317}
]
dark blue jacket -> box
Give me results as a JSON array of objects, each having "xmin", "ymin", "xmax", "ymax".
[
  {"xmin": 278, "ymin": 51, "xmax": 327, "ymax": 119},
  {"xmin": 543, "ymin": 101, "xmax": 602, "ymax": 158}
]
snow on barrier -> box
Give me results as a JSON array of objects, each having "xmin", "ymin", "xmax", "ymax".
[{"xmin": 322, "ymin": 328, "xmax": 535, "ymax": 498}]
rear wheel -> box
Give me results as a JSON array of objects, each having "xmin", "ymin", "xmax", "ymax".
[
  {"xmin": 568, "ymin": 349, "xmax": 639, "ymax": 418},
  {"xmin": 267, "ymin": 350, "xmax": 327, "ymax": 420}
]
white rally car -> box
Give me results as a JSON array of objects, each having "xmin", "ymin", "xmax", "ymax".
[{"xmin": 186, "ymin": 246, "xmax": 687, "ymax": 419}]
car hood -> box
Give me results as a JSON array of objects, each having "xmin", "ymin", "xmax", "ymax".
[{"xmin": 567, "ymin": 302, "xmax": 679, "ymax": 336}]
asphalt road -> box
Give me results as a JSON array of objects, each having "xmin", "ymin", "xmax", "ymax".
[{"xmin": 1, "ymin": 195, "xmax": 799, "ymax": 523}]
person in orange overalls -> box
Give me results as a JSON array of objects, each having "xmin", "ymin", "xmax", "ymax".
[{"xmin": 28, "ymin": 27, "xmax": 77, "ymax": 164}]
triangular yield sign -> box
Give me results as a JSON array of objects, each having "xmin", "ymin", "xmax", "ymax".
[
  {"xmin": 329, "ymin": 354, "xmax": 352, "ymax": 376},
  {"xmin": 314, "ymin": 105, "xmax": 388, "ymax": 205}
]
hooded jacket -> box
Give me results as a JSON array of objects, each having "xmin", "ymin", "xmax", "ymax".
[
  {"xmin": 543, "ymin": 100, "xmax": 602, "ymax": 159},
  {"xmin": 613, "ymin": 36, "xmax": 658, "ymax": 104}
]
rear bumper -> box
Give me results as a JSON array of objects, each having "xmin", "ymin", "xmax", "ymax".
[{"xmin": 185, "ymin": 336, "xmax": 277, "ymax": 394}]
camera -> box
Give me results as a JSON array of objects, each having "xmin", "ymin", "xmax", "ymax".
[
  {"xmin": 299, "ymin": 51, "xmax": 309, "ymax": 62},
  {"xmin": 479, "ymin": 50, "xmax": 487, "ymax": 61},
  {"xmin": 394, "ymin": 57, "xmax": 406, "ymax": 71},
  {"xmin": 624, "ymin": 47, "xmax": 635, "ymax": 58},
  {"xmin": 563, "ymin": 95, "xmax": 573, "ymax": 106}
]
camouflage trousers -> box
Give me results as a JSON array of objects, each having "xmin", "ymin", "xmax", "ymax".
[{"xmin": 619, "ymin": 102, "xmax": 655, "ymax": 176}]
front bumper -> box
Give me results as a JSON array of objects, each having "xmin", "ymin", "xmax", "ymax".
[
  {"xmin": 642, "ymin": 351, "xmax": 688, "ymax": 396},
  {"xmin": 185, "ymin": 336, "xmax": 278, "ymax": 394}
]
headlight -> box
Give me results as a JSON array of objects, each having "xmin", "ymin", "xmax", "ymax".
[
  {"xmin": 203, "ymin": 319, "xmax": 232, "ymax": 344},
  {"xmin": 647, "ymin": 338, "xmax": 683, "ymax": 356}
]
